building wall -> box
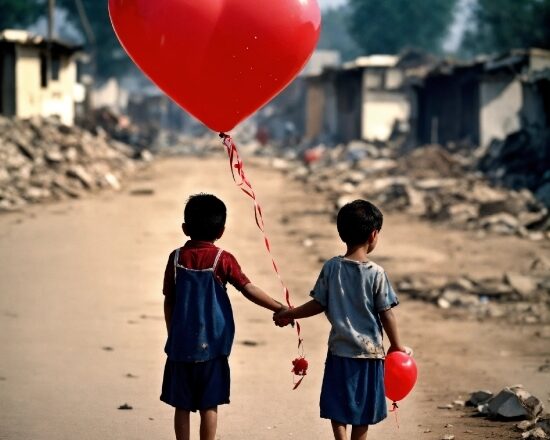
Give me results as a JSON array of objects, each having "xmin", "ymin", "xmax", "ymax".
[
  {"xmin": 362, "ymin": 91, "xmax": 409, "ymax": 141},
  {"xmin": 15, "ymin": 45, "xmax": 77, "ymax": 125},
  {"xmin": 305, "ymin": 80, "xmax": 325, "ymax": 140},
  {"xmin": 0, "ymin": 44, "xmax": 16, "ymax": 116},
  {"xmin": 480, "ymin": 78, "xmax": 522, "ymax": 147}
]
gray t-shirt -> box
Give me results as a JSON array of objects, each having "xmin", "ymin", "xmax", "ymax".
[{"xmin": 310, "ymin": 256, "xmax": 399, "ymax": 359}]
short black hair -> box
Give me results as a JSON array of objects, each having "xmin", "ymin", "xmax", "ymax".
[
  {"xmin": 184, "ymin": 194, "xmax": 227, "ymax": 241},
  {"xmin": 336, "ymin": 200, "xmax": 383, "ymax": 245}
]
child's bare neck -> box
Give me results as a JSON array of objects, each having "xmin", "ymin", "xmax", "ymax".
[{"xmin": 344, "ymin": 244, "xmax": 369, "ymax": 263}]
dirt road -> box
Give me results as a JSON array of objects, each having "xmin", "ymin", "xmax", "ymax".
[{"xmin": 1, "ymin": 156, "xmax": 549, "ymax": 440}]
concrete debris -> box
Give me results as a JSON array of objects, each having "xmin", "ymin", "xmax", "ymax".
[
  {"xmin": 478, "ymin": 127, "xmax": 550, "ymax": 211},
  {"xmin": 0, "ymin": 116, "xmax": 149, "ymax": 212},
  {"xmin": 484, "ymin": 386, "xmax": 544, "ymax": 420},
  {"xmin": 460, "ymin": 388, "xmax": 550, "ymax": 439},
  {"xmin": 468, "ymin": 390, "xmax": 494, "ymax": 406},
  {"xmin": 522, "ymin": 427, "xmax": 549, "ymax": 439},
  {"xmin": 257, "ymin": 141, "xmax": 549, "ymax": 240},
  {"xmin": 397, "ymin": 270, "xmax": 550, "ymax": 323}
]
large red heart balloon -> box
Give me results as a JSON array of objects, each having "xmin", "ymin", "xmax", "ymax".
[
  {"xmin": 384, "ymin": 351, "xmax": 418, "ymax": 402},
  {"xmin": 109, "ymin": 0, "xmax": 321, "ymax": 132}
]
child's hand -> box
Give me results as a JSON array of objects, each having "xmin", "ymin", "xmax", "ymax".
[
  {"xmin": 388, "ymin": 345, "xmax": 414, "ymax": 356},
  {"xmin": 273, "ymin": 307, "xmax": 294, "ymax": 327}
]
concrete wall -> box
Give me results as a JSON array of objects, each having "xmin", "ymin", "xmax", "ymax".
[
  {"xmin": 15, "ymin": 45, "xmax": 77, "ymax": 125},
  {"xmin": 362, "ymin": 68, "xmax": 409, "ymax": 141},
  {"xmin": 480, "ymin": 78, "xmax": 522, "ymax": 147},
  {"xmin": 362, "ymin": 90, "xmax": 410, "ymax": 141}
]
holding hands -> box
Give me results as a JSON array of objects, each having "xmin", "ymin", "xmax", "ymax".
[{"xmin": 273, "ymin": 306, "xmax": 294, "ymax": 327}]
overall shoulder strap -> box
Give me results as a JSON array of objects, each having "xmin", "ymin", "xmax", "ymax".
[
  {"xmin": 173, "ymin": 248, "xmax": 180, "ymax": 283},
  {"xmin": 212, "ymin": 248, "xmax": 223, "ymax": 271}
]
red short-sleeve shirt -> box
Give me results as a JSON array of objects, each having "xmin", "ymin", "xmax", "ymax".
[{"xmin": 163, "ymin": 240, "xmax": 251, "ymax": 299}]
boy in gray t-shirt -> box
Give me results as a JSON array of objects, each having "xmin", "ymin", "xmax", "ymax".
[{"xmin": 274, "ymin": 199, "xmax": 408, "ymax": 440}]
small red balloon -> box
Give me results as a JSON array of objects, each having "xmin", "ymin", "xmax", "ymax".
[
  {"xmin": 384, "ymin": 352, "xmax": 417, "ymax": 402},
  {"xmin": 109, "ymin": 0, "xmax": 321, "ymax": 132}
]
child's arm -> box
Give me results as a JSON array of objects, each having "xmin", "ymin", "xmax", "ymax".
[
  {"xmin": 379, "ymin": 308, "xmax": 407, "ymax": 353},
  {"xmin": 274, "ymin": 299, "xmax": 324, "ymax": 326},
  {"xmin": 241, "ymin": 283, "xmax": 286, "ymax": 312}
]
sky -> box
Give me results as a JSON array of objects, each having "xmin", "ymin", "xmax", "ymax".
[{"xmin": 319, "ymin": 0, "xmax": 346, "ymax": 9}]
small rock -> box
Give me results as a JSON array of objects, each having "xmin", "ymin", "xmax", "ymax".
[
  {"xmin": 505, "ymin": 272, "xmax": 538, "ymax": 298},
  {"xmin": 522, "ymin": 427, "xmax": 548, "ymax": 439},
  {"xmin": 437, "ymin": 404, "xmax": 454, "ymax": 409},
  {"xmin": 441, "ymin": 435, "xmax": 455, "ymax": 440},
  {"xmin": 487, "ymin": 386, "xmax": 543, "ymax": 419},
  {"xmin": 468, "ymin": 390, "xmax": 493, "ymax": 406},
  {"xmin": 518, "ymin": 420, "xmax": 537, "ymax": 431},
  {"xmin": 118, "ymin": 403, "xmax": 133, "ymax": 410}
]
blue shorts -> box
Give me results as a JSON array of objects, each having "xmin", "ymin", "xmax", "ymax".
[
  {"xmin": 160, "ymin": 356, "xmax": 230, "ymax": 411},
  {"xmin": 320, "ymin": 352, "xmax": 387, "ymax": 426}
]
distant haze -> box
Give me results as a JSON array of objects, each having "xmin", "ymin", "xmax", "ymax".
[{"xmin": 319, "ymin": 0, "xmax": 347, "ymax": 9}]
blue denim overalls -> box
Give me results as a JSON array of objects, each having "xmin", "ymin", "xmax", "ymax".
[{"xmin": 164, "ymin": 248, "xmax": 235, "ymax": 362}]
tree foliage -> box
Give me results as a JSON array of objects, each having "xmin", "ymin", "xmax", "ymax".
[
  {"xmin": 0, "ymin": 0, "xmax": 45, "ymax": 30},
  {"xmin": 57, "ymin": 0, "xmax": 134, "ymax": 79},
  {"xmin": 347, "ymin": 0, "xmax": 458, "ymax": 55},
  {"xmin": 318, "ymin": 6, "xmax": 362, "ymax": 61},
  {"xmin": 461, "ymin": 0, "xmax": 550, "ymax": 55}
]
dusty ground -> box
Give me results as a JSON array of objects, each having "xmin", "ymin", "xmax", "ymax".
[{"xmin": 1, "ymin": 155, "xmax": 549, "ymax": 440}]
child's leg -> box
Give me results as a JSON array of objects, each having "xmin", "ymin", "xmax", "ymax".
[
  {"xmin": 351, "ymin": 425, "xmax": 369, "ymax": 440},
  {"xmin": 174, "ymin": 408, "xmax": 190, "ymax": 440},
  {"xmin": 330, "ymin": 420, "xmax": 347, "ymax": 440},
  {"xmin": 199, "ymin": 407, "xmax": 218, "ymax": 440}
]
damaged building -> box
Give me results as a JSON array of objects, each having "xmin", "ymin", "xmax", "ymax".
[
  {"xmin": 411, "ymin": 48, "xmax": 550, "ymax": 148},
  {"xmin": 0, "ymin": 29, "xmax": 85, "ymax": 126},
  {"xmin": 304, "ymin": 52, "xmax": 432, "ymax": 144}
]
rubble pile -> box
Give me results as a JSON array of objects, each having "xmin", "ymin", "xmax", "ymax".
[
  {"xmin": 479, "ymin": 128, "xmax": 550, "ymax": 209},
  {"xmin": 449, "ymin": 386, "xmax": 550, "ymax": 439},
  {"xmin": 0, "ymin": 116, "xmax": 149, "ymax": 212},
  {"xmin": 279, "ymin": 142, "xmax": 549, "ymax": 240},
  {"xmin": 396, "ymin": 262, "xmax": 550, "ymax": 323}
]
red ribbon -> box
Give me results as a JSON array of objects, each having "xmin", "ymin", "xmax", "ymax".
[
  {"xmin": 219, "ymin": 133, "xmax": 305, "ymax": 379},
  {"xmin": 389, "ymin": 402, "xmax": 400, "ymax": 429}
]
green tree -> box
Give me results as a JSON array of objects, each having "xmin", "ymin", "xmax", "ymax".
[
  {"xmin": 318, "ymin": 6, "xmax": 362, "ymax": 61},
  {"xmin": 347, "ymin": 0, "xmax": 458, "ymax": 54},
  {"xmin": 461, "ymin": 0, "xmax": 550, "ymax": 55},
  {"xmin": 0, "ymin": 0, "xmax": 46, "ymax": 30},
  {"xmin": 57, "ymin": 0, "xmax": 134, "ymax": 79}
]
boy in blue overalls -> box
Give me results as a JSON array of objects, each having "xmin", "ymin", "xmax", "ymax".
[{"xmin": 161, "ymin": 193, "xmax": 286, "ymax": 440}]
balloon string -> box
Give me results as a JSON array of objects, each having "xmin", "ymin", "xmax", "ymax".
[
  {"xmin": 219, "ymin": 133, "xmax": 304, "ymax": 354},
  {"xmin": 389, "ymin": 402, "xmax": 400, "ymax": 429}
]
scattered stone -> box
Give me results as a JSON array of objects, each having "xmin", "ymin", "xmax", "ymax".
[
  {"xmin": 438, "ymin": 404, "xmax": 454, "ymax": 409},
  {"xmin": 130, "ymin": 188, "xmax": 155, "ymax": 196},
  {"xmin": 125, "ymin": 373, "xmax": 138, "ymax": 378},
  {"xmin": 522, "ymin": 427, "xmax": 548, "ymax": 439},
  {"xmin": 0, "ymin": 116, "xmax": 148, "ymax": 213},
  {"xmin": 441, "ymin": 435, "xmax": 455, "ymax": 440},
  {"xmin": 102, "ymin": 346, "xmax": 114, "ymax": 351},
  {"xmin": 518, "ymin": 420, "xmax": 537, "ymax": 431},
  {"xmin": 505, "ymin": 272, "xmax": 538, "ymax": 298},
  {"xmin": 118, "ymin": 403, "xmax": 133, "ymax": 410},
  {"xmin": 468, "ymin": 390, "xmax": 494, "ymax": 406},
  {"xmin": 486, "ymin": 386, "xmax": 543, "ymax": 419}
]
